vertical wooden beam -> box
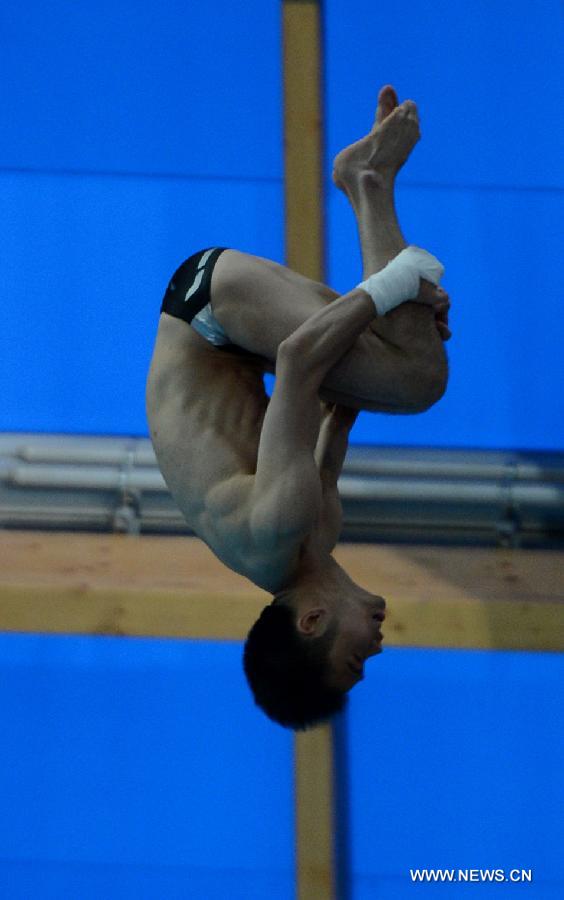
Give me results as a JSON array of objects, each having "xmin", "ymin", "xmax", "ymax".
[
  {"xmin": 294, "ymin": 723, "xmax": 337, "ymax": 900},
  {"xmin": 283, "ymin": 5, "xmax": 336, "ymax": 896},
  {"xmin": 283, "ymin": 6, "xmax": 336, "ymax": 896},
  {"xmin": 282, "ymin": 0, "xmax": 325, "ymax": 282}
]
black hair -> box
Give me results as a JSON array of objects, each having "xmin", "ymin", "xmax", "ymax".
[{"xmin": 243, "ymin": 598, "xmax": 348, "ymax": 731}]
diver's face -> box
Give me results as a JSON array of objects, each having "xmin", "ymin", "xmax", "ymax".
[{"xmin": 327, "ymin": 595, "xmax": 386, "ymax": 691}]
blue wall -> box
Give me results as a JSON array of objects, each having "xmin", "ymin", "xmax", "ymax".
[
  {"xmin": 325, "ymin": 0, "xmax": 564, "ymax": 450},
  {"xmin": 0, "ymin": 635, "xmax": 295, "ymax": 899},
  {"xmin": 346, "ymin": 647, "xmax": 564, "ymax": 899},
  {"xmin": 1, "ymin": 1, "xmax": 283, "ymax": 435},
  {"xmin": 0, "ymin": 637, "xmax": 561, "ymax": 898}
]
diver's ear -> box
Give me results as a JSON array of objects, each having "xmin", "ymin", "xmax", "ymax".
[{"xmin": 296, "ymin": 607, "xmax": 330, "ymax": 637}]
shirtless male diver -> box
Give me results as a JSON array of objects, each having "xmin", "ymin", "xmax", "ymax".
[{"xmin": 146, "ymin": 85, "xmax": 451, "ymax": 730}]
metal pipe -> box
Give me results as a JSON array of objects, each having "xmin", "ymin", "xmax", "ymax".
[
  {"xmin": 4, "ymin": 437, "xmax": 562, "ymax": 482},
  {"xmin": 338, "ymin": 477, "xmax": 564, "ymax": 508},
  {"xmin": 1, "ymin": 434, "xmax": 563, "ymax": 542},
  {"xmin": 16, "ymin": 445, "xmax": 157, "ymax": 467},
  {"xmin": 4, "ymin": 464, "xmax": 167, "ymax": 492},
  {"xmin": 3, "ymin": 463, "xmax": 563, "ymax": 510}
]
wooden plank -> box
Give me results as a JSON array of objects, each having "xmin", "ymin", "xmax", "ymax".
[
  {"xmin": 0, "ymin": 532, "xmax": 265, "ymax": 639},
  {"xmin": 282, "ymin": 0, "xmax": 324, "ymax": 281},
  {"xmin": 0, "ymin": 532, "xmax": 562, "ymax": 650},
  {"xmin": 333, "ymin": 543, "xmax": 564, "ymax": 652}
]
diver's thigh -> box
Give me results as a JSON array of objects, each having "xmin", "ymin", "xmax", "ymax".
[
  {"xmin": 210, "ymin": 250, "xmax": 338, "ymax": 359},
  {"xmin": 209, "ymin": 250, "xmax": 446, "ymax": 414}
]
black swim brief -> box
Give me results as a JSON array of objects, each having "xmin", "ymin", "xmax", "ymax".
[
  {"xmin": 160, "ymin": 247, "xmax": 269, "ymax": 363},
  {"xmin": 160, "ymin": 247, "xmax": 228, "ymax": 328}
]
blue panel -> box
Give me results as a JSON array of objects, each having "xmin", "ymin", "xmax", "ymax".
[
  {"xmin": 1, "ymin": 1, "xmax": 282, "ymax": 180},
  {"xmin": 0, "ymin": 171, "xmax": 283, "ymax": 434},
  {"xmin": 345, "ymin": 648, "xmax": 564, "ymax": 899},
  {"xmin": 325, "ymin": 0, "xmax": 564, "ymax": 450},
  {"xmin": 324, "ymin": 0, "xmax": 563, "ymax": 190},
  {"xmin": 1, "ymin": 0, "xmax": 283, "ymax": 436},
  {"xmin": 0, "ymin": 634, "xmax": 295, "ymax": 899},
  {"xmin": 328, "ymin": 183, "xmax": 564, "ymax": 450}
]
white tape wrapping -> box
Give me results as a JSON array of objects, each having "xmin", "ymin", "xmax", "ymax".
[{"xmin": 357, "ymin": 245, "xmax": 445, "ymax": 316}]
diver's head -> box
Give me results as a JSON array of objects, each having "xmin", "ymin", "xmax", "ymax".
[{"xmin": 243, "ymin": 568, "xmax": 385, "ymax": 730}]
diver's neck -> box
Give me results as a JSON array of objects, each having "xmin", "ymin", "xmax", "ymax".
[{"xmin": 278, "ymin": 550, "xmax": 351, "ymax": 599}]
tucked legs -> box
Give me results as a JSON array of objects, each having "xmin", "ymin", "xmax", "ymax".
[{"xmin": 210, "ymin": 86, "xmax": 450, "ymax": 413}]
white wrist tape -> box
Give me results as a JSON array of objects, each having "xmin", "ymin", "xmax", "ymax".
[{"xmin": 357, "ymin": 246, "xmax": 445, "ymax": 316}]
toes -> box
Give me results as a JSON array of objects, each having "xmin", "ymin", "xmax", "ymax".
[
  {"xmin": 398, "ymin": 100, "xmax": 421, "ymax": 138},
  {"xmin": 397, "ymin": 99, "xmax": 414, "ymax": 109},
  {"xmin": 383, "ymin": 85, "xmax": 399, "ymax": 109},
  {"xmin": 375, "ymin": 84, "xmax": 399, "ymax": 124}
]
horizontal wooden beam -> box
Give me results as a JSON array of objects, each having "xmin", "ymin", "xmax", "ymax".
[
  {"xmin": 0, "ymin": 532, "xmax": 262, "ymax": 640},
  {"xmin": 0, "ymin": 532, "xmax": 562, "ymax": 651},
  {"xmin": 333, "ymin": 542, "xmax": 564, "ymax": 653}
]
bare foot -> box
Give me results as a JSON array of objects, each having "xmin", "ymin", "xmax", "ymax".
[{"xmin": 332, "ymin": 85, "xmax": 421, "ymax": 194}]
